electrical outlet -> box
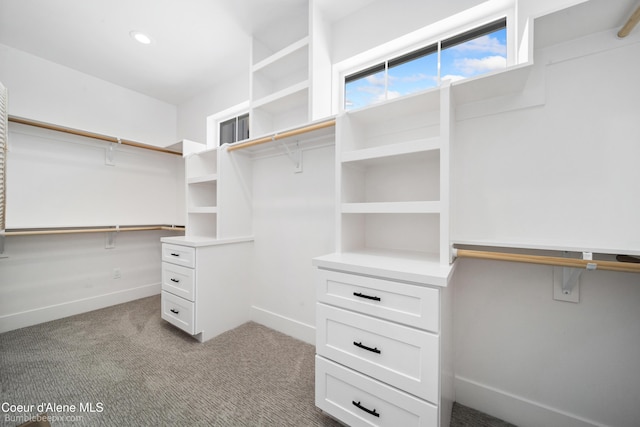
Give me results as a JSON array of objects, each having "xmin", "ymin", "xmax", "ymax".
[{"xmin": 113, "ymin": 268, "xmax": 121, "ymax": 279}]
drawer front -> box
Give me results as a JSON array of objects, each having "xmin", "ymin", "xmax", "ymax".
[
  {"xmin": 316, "ymin": 269, "xmax": 439, "ymax": 332},
  {"xmin": 162, "ymin": 262, "xmax": 195, "ymax": 301},
  {"xmin": 161, "ymin": 291, "xmax": 195, "ymax": 335},
  {"xmin": 162, "ymin": 243, "xmax": 196, "ymax": 268},
  {"xmin": 316, "ymin": 356, "xmax": 438, "ymax": 427},
  {"xmin": 316, "ymin": 303, "xmax": 439, "ymax": 404}
]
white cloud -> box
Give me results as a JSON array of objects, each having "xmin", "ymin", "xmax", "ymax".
[
  {"xmin": 440, "ymin": 74, "xmax": 466, "ymax": 83},
  {"xmin": 386, "ymin": 90, "xmax": 401, "ymax": 100},
  {"xmin": 456, "ymin": 55, "xmax": 506, "ymax": 75},
  {"xmin": 451, "ymin": 35, "xmax": 506, "ymax": 56},
  {"xmin": 365, "ymin": 73, "xmax": 385, "ymax": 86},
  {"xmin": 398, "ymin": 73, "xmax": 434, "ymax": 83}
]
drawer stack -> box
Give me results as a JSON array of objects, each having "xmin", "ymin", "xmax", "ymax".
[
  {"xmin": 161, "ymin": 243, "xmax": 197, "ymax": 335},
  {"xmin": 315, "ymin": 268, "xmax": 451, "ymax": 427}
]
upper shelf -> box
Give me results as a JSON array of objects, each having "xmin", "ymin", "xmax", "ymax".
[
  {"xmin": 345, "ymin": 87, "xmax": 441, "ymax": 125},
  {"xmin": 253, "ymin": 37, "xmax": 309, "ymax": 74},
  {"xmin": 251, "ymin": 81, "xmax": 309, "ymax": 113},
  {"xmin": 341, "ymin": 137, "xmax": 440, "ymax": 163},
  {"xmin": 451, "ymin": 63, "xmax": 534, "ymax": 105}
]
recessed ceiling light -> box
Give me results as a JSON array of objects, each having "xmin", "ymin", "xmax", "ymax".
[{"xmin": 130, "ymin": 31, "xmax": 152, "ymax": 45}]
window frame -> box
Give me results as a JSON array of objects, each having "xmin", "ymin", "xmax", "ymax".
[
  {"xmin": 340, "ymin": 16, "xmax": 509, "ymax": 112},
  {"xmin": 206, "ymin": 101, "xmax": 250, "ymax": 149}
]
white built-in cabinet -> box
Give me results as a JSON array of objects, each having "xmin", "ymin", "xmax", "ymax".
[
  {"xmin": 161, "ymin": 144, "xmax": 253, "ymax": 342},
  {"xmin": 313, "ymin": 83, "xmax": 455, "ymax": 427}
]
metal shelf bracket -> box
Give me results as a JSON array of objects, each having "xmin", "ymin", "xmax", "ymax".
[{"xmin": 279, "ymin": 139, "xmax": 302, "ymax": 173}]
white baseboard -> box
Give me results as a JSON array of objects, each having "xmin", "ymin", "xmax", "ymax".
[
  {"xmin": 454, "ymin": 376, "xmax": 606, "ymax": 427},
  {"xmin": 250, "ymin": 305, "xmax": 315, "ymax": 345},
  {"xmin": 0, "ymin": 283, "xmax": 161, "ymax": 334}
]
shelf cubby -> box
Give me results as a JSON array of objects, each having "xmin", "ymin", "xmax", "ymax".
[
  {"xmin": 341, "ymin": 150, "xmax": 440, "ymax": 204},
  {"xmin": 340, "ymin": 213, "xmax": 441, "ymax": 255},
  {"xmin": 187, "ymin": 180, "xmax": 217, "ymax": 211},
  {"xmin": 185, "ymin": 148, "xmax": 217, "ymax": 179},
  {"xmin": 340, "ymin": 89, "xmax": 441, "ymax": 152},
  {"xmin": 187, "ymin": 213, "xmax": 217, "ymax": 239}
]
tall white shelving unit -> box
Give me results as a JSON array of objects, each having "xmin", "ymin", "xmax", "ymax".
[
  {"xmin": 250, "ymin": 4, "xmax": 310, "ymax": 138},
  {"xmin": 249, "ymin": 0, "xmax": 332, "ymax": 139},
  {"xmin": 319, "ymin": 82, "xmax": 453, "ymax": 278},
  {"xmin": 313, "ymin": 83, "xmax": 455, "ymax": 427}
]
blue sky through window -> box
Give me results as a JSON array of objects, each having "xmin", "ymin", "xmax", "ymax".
[
  {"xmin": 344, "ymin": 27, "xmax": 507, "ymax": 110},
  {"xmin": 441, "ymin": 28, "xmax": 507, "ymax": 82}
]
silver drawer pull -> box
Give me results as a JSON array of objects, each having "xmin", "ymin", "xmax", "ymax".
[
  {"xmin": 170, "ymin": 278, "xmax": 180, "ymax": 283},
  {"xmin": 170, "ymin": 309, "xmax": 179, "ymax": 315},
  {"xmin": 353, "ymin": 292, "xmax": 380, "ymax": 302},
  {"xmin": 352, "ymin": 401, "xmax": 379, "ymax": 418},
  {"xmin": 353, "ymin": 341, "xmax": 381, "ymax": 354}
]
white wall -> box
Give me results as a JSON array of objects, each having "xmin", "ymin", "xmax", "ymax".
[
  {"xmin": 453, "ymin": 260, "xmax": 640, "ymax": 427},
  {"xmin": 0, "ymin": 44, "xmax": 177, "ymax": 146},
  {"xmin": 330, "ymin": 0, "xmax": 486, "ymax": 63},
  {"xmin": 249, "ymin": 143, "xmax": 335, "ymax": 344},
  {"xmin": 176, "ymin": 72, "xmax": 249, "ymax": 144},
  {"xmin": 450, "ymin": 28, "xmax": 640, "ymax": 427},
  {"xmin": 0, "ymin": 230, "xmax": 178, "ymax": 333},
  {"xmin": 0, "ymin": 43, "xmax": 183, "ymax": 332}
]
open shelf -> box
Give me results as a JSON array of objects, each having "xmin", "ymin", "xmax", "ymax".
[
  {"xmin": 187, "ymin": 212, "xmax": 217, "ymax": 239},
  {"xmin": 252, "ymin": 81, "xmax": 309, "ymax": 112},
  {"xmin": 340, "ymin": 89, "xmax": 441, "ymax": 152},
  {"xmin": 251, "ymin": 85, "xmax": 310, "ymax": 138},
  {"xmin": 342, "ymin": 201, "xmax": 440, "ymax": 214},
  {"xmin": 342, "ymin": 137, "xmax": 440, "ymax": 163},
  {"xmin": 186, "ymin": 148, "xmax": 217, "ymax": 178},
  {"xmin": 187, "ymin": 174, "xmax": 217, "ymax": 185},
  {"xmin": 340, "ymin": 212, "xmax": 441, "ymax": 254},
  {"xmin": 253, "ymin": 37, "xmax": 309, "ymax": 73},
  {"xmin": 451, "ymin": 63, "xmax": 533, "ymax": 105},
  {"xmin": 341, "ymin": 150, "xmax": 440, "ymax": 204}
]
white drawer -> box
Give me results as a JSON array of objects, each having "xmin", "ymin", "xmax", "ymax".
[
  {"xmin": 316, "ymin": 269, "xmax": 440, "ymax": 332},
  {"xmin": 315, "ymin": 356, "xmax": 438, "ymax": 427},
  {"xmin": 162, "ymin": 243, "xmax": 196, "ymax": 268},
  {"xmin": 161, "ymin": 291, "xmax": 195, "ymax": 335},
  {"xmin": 162, "ymin": 262, "xmax": 195, "ymax": 301},
  {"xmin": 316, "ymin": 303, "xmax": 439, "ymax": 404}
]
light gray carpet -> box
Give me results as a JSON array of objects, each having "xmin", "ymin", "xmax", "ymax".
[{"xmin": 0, "ymin": 296, "xmax": 514, "ymax": 426}]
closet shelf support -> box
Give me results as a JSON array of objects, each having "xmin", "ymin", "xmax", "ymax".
[
  {"xmin": 560, "ymin": 252, "xmax": 596, "ymax": 295},
  {"xmin": 280, "ymin": 139, "xmax": 303, "ymax": 173}
]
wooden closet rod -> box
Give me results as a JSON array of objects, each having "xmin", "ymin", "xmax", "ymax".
[
  {"xmin": 8, "ymin": 116, "xmax": 182, "ymax": 156},
  {"xmin": 453, "ymin": 248, "xmax": 640, "ymax": 274},
  {"xmin": 618, "ymin": 4, "xmax": 640, "ymax": 38},
  {"xmin": 227, "ymin": 119, "xmax": 336, "ymax": 152},
  {"xmin": 5, "ymin": 225, "xmax": 184, "ymax": 237}
]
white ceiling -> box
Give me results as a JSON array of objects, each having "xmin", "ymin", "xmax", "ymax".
[
  {"xmin": 0, "ymin": 0, "xmax": 637, "ymax": 106},
  {"xmin": 0, "ymin": 0, "xmax": 374, "ymax": 105}
]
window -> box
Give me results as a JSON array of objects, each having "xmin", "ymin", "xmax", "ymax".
[
  {"xmin": 344, "ymin": 18, "xmax": 507, "ymax": 111},
  {"xmin": 440, "ymin": 18, "xmax": 507, "ymax": 82},
  {"xmin": 219, "ymin": 113, "xmax": 249, "ymax": 146}
]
